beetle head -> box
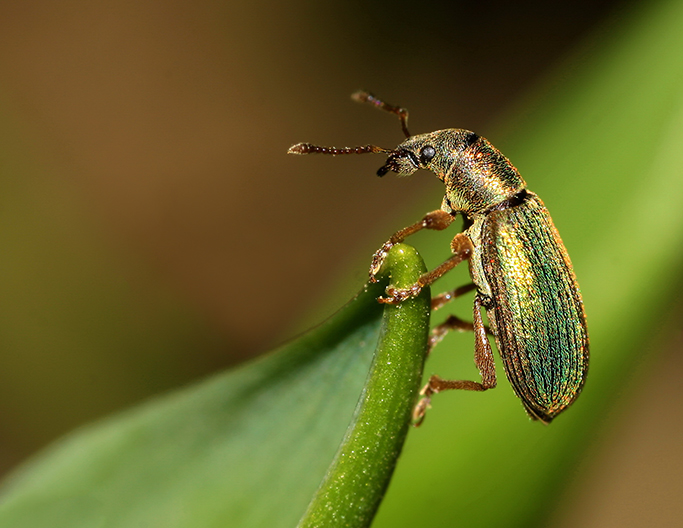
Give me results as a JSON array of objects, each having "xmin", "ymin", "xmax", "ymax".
[{"xmin": 377, "ymin": 129, "xmax": 477, "ymax": 179}]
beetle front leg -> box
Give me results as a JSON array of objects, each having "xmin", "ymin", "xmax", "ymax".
[
  {"xmin": 379, "ymin": 232, "xmax": 473, "ymax": 304},
  {"xmin": 369, "ymin": 209, "xmax": 454, "ymax": 281},
  {"xmin": 413, "ymin": 294, "xmax": 497, "ymax": 425}
]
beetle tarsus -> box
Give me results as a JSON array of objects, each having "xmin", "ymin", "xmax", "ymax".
[
  {"xmin": 378, "ymin": 284, "xmax": 423, "ymax": 304},
  {"xmin": 412, "ymin": 393, "xmax": 432, "ymax": 426},
  {"xmin": 368, "ymin": 242, "xmax": 394, "ymax": 281}
]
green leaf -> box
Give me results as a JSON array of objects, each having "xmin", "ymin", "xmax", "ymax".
[{"xmin": 0, "ymin": 244, "xmax": 430, "ymax": 528}]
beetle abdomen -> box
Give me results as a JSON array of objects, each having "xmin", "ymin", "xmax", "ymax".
[{"xmin": 481, "ymin": 193, "xmax": 589, "ymax": 422}]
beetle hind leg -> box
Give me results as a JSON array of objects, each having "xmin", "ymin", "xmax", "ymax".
[
  {"xmin": 413, "ymin": 375, "xmax": 492, "ymax": 425},
  {"xmin": 414, "ymin": 294, "xmax": 497, "ymax": 426}
]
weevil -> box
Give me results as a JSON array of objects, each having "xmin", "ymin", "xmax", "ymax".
[{"xmin": 288, "ymin": 92, "xmax": 588, "ymax": 424}]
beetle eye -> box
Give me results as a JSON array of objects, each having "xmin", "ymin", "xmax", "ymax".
[{"xmin": 420, "ymin": 145, "xmax": 436, "ymax": 164}]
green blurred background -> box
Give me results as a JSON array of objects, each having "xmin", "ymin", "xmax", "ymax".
[{"xmin": 0, "ymin": 0, "xmax": 681, "ymax": 526}]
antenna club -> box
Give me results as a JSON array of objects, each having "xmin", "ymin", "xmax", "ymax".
[
  {"xmin": 287, "ymin": 143, "xmax": 314, "ymax": 155},
  {"xmin": 351, "ymin": 90, "xmax": 372, "ymax": 104}
]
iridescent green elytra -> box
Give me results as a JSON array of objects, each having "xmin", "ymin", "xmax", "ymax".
[{"xmin": 288, "ymin": 92, "xmax": 589, "ymax": 424}]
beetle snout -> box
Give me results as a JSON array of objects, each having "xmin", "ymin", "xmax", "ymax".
[{"xmin": 377, "ymin": 149, "xmax": 419, "ymax": 177}]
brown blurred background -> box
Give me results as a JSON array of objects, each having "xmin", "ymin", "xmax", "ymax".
[{"xmin": 0, "ymin": 1, "xmax": 680, "ymax": 526}]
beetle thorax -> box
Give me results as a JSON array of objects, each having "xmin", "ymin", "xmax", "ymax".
[
  {"xmin": 443, "ymin": 136, "xmax": 526, "ymax": 215},
  {"xmin": 387, "ymin": 130, "xmax": 526, "ymax": 215}
]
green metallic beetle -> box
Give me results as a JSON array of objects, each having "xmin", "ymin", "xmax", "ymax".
[{"xmin": 289, "ymin": 92, "xmax": 589, "ymax": 424}]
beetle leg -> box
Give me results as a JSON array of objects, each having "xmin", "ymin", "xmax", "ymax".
[
  {"xmin": 413, "ymin": 294, "xmax": 497, "ymax": 426},
  {"xmin": 379, "ymin": 232, "xmax": 473, "ymax": 304},
  {"xmin": 369, "ymin": 209, "xmax": 453, "ymax": 281},
  {"xmin": 429, "ymin": 314, "xmax": 475, "ymax": 351},
  {"xmin": 431, "ymin": 283, "xmax": 476, "ymax": 310},
  {"xmin": 430, "ymin": 283, "xmax": 492, "ymax": 350},
  {"xmin": 472, "ymin": 294, "xmax": 497, "ymax": 389},
  {"xmin": 429, "ymin": 313, "xmax": 494, "ymax": 352}
]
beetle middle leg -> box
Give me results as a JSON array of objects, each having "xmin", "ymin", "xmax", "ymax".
[
  {"xmin": 429, "ymin": 314, "xmax": 476, "ymax": 350},
  {"xmin": 379, "ymin": 232, "xmax": 473, "ymax": 304},
  {"xmin": 429, "ymin": 284, "xmax": 494, "ymax": 350},
  {"xmin": 431, "ymin": 283, "xmax": 477, "ymax": 311},
  {"xmin": 429, "ymin": 283, "xmax": 477, "ymax": 350},
  {"xmin": 413, "ymin": 294, "xmax": 497, "ymax": 426}
]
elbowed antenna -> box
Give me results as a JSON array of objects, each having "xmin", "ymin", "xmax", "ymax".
[
  {"xmin": 287, "ymin": 91, "xmax": 414, "ymax": 176},
  {"xmin": 351, "ymin": 91, "xmax": 411, "ymax": 138}
]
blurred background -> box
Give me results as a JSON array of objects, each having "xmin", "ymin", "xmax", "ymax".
[{"xmin": 0, "ymin": 0, "xmax": 681, "ymax": 526}]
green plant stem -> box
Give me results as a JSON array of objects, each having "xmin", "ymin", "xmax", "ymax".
[{"xmin": 297, "ymin": 243, "xmax": 431, "ymax": 528}]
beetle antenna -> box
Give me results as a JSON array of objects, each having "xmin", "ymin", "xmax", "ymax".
[
  {"xmin": 287, "ymin": 143, "xmax": 390, "ymax": 156},
  {"xmin": 351, "ymin": 91, "xmax": 411, "ymax": 138}
]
